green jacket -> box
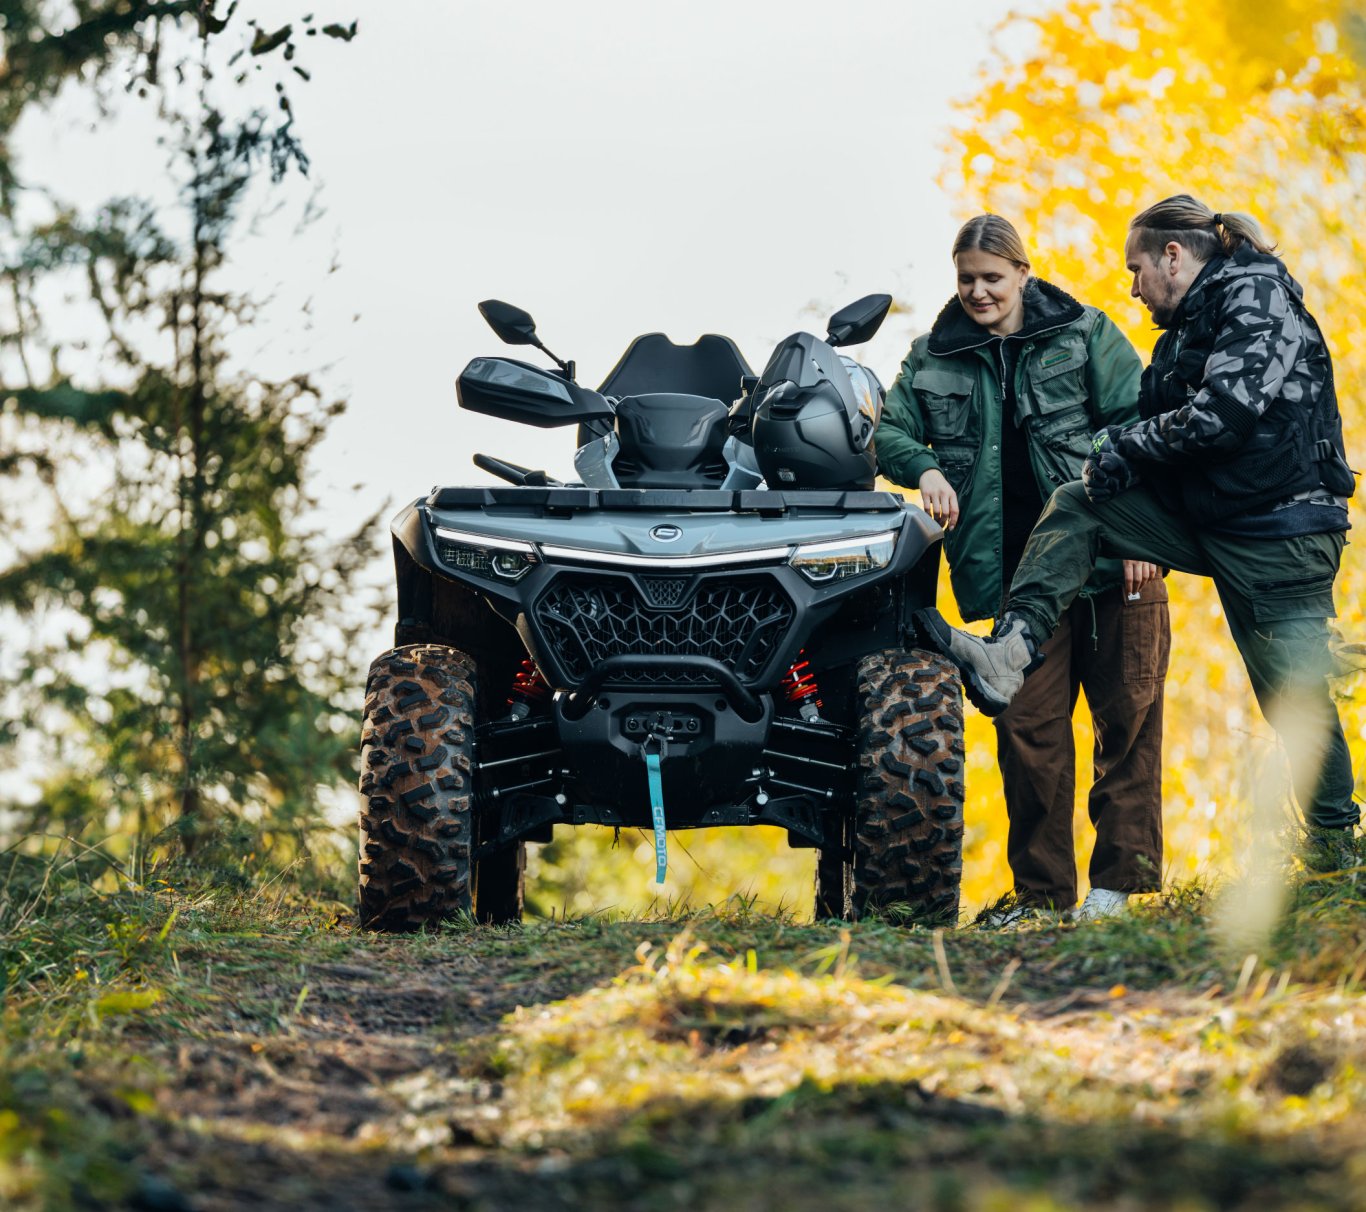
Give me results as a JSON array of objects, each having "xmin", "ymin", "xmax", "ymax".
[{"xmin": 876, "ymin": 279, "xmax": 1143, "ymax": 622}]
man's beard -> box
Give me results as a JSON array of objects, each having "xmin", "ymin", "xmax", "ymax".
[{"xmin": 1150, "ymin": 279, "xmax": 1182, "ymax": 328}]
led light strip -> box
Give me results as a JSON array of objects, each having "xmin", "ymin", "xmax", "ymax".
[
  {"xmin": 538, "ymin": 544, "xmax": 793, "ymax": 569},
  {"xmin": 433, "ymin": 526, "xmax": 538, "ymax": 554},
  {"xmin": 434, "ymin": 527, "xmax": 900, "ymax": 569},
  {"xmin": 788, "ymin": 530, "xmax": 899, "ymax": 556}
]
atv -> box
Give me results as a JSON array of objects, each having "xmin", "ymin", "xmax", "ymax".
[{"xmin": 357, "ymin": 295, "xmax": 965, "ymax": 929}]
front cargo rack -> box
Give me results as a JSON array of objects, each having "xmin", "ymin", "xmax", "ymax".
[{"xmin": 426, "ymin": 486, "xmax": 907, "ymax": 515}]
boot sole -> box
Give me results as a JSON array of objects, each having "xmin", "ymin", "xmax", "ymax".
[{"xmin": 912, "ymin": 608, "xmax": 1011, "ymax": 718}]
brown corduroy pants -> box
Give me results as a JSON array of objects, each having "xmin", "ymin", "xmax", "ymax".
[{"xmin": 993, "ymin": 579, "xmax": 1170, "ymax": 908}]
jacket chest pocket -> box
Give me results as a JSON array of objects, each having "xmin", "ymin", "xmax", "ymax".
[
  {"xmin": 1171, "ymin": 342, "xmax": 1209, "ymax": 399},
  {"xmin": 1155, "ymin": 332, "xmax": 1211, "ymax": 409},
  {"xmin": 910, "ymin": 368, "xmax": 977, "ymax": 444},
  {"xmin": 1026, "ymin": 343, "xmax": 1092, "ymax": 444},
  {"xmin": 1025, "ymin": 341, "xmax": 1090, "ymax": 426},
  {"xmin": 1025, "ymin": 343, "xmax": 1094, "ymax": 483}
]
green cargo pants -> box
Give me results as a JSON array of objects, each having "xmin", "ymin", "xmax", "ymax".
[{"xmin": 1005, "ymin": 481, "xmax": 1357, "ymax": 831}]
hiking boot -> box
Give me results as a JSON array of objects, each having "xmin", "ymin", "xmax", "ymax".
[
  {"xmin": 914, "ymin": 609, "xmax": 1043, "ymax": 717},
  {"xmin": 1302, "ymin": 825, "xmax": 1362, "ymax": 875},
  {"xmin": 1071, "ymin": 887, "xmax": 1130, "ymax": 921}
]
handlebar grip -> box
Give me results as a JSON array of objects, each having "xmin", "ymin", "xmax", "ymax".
[
  {"xmin": 472, "ymin": 452, "xmax": 563, "ymax": 488},
  {"xmin": 473, "ymin": 453, "xmax": 534, "ymax": 483}
]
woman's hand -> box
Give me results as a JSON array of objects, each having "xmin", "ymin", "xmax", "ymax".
[
  {"xmin": 1123, "ymin": 559, "xmax": 1161, "ymax": 597},
  {"xmin": 918, "ymin": 468, "xmax": 960, "ymax": 530}
]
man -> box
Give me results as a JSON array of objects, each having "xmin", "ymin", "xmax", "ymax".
[{"xmin": 916, "ymin": 194, "xmax": 1360, "ymax": 869}]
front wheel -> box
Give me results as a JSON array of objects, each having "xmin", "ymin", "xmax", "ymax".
[
  {"xmin": 848, "ymin": 647, "xmax": 966, "ymax": 925},
  {"xmin": 358, "ymin": 645, "xmax": 478, "ymax": 931}
]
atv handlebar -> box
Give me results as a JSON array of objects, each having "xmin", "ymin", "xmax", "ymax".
[{"xmin": 473, "ymin": 453, "xmax": 563, "ymax": 487}]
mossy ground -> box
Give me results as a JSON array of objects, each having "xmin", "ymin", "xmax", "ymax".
[{"xmin": 3, "ymin": 850, "xmax": 1365, "ymax": 1210}]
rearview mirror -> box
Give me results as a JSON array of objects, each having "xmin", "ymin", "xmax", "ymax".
[
  {"xmin": 478, "ymin": 299, "xmax": 539, "ymax": 346},
  {"xmin": 827, "ymin": 293, "xmax": 893, "ymax": 347}
]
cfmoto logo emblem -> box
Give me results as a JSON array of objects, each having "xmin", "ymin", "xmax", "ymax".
[{"xmin": 650, "ymin": 524, "xmax": 683, "ymax": 542}]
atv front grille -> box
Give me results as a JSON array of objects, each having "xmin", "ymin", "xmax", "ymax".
[
  {"xmin": 534, "ymin": 574, "xmax": 793, "ymax": 685},
  {"xmin": 638, "ymin": 575, "xmax": 691, "ymax": 607}
]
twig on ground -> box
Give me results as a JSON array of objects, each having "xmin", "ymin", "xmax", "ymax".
[
  {"xmin": 986, "ymin": 958, "xmax": 1022, "ymax": 1008},
  {"xmin": 932, "ymin": 929, "xmax": 957, "ymax": 998}
]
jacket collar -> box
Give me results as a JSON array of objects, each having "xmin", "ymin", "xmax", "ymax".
[
  {"xmin": 1167, "ymin": 245, "xmax": 1300, "ymax": 330},
  {"xmin": 1163, "ymin": 256, "xmax": 1222, "ymax": 330},
  {"xmin": 926, "ymin": 278, "xmax": 1085, "ymax": 356}
]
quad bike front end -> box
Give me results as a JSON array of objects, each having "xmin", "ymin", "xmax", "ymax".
[{"xmin": 359, "ymin": 485, "xmax": 965, "ymax": 930}]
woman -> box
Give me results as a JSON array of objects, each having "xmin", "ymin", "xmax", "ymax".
[{"xmin": 876, "ymin": 214, "xmax": 1171, "ymax": 924}]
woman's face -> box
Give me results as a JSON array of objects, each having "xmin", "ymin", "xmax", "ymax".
[{"xmin": 955, "ymin": 248, "xmax": 1029, "ymax": 335}]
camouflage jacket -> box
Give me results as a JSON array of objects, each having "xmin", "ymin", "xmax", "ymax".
[
  {"xmin": 1114, "ymin": 246, "xmax": 1354, "ymax": 525},
  {"xmin": 876, "ymin": 279, "xmax": 1142, "ymax": 621}
]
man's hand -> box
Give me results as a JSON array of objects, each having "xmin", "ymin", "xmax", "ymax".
[
  {"xmin": 1123, "ymin": 560, "xmax": 1162, "ymax": 597},
  {"xmin": 918, "ymin": 468, "xmax": 960, "ymax": 530},
  {"xmin": 1081, "ymin": 426, "xmax": 1139, "ymax": 503}
]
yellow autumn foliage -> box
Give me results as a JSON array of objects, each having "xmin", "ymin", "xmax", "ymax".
[{"xmin": 939, "ymin": 0, "xmax": 1366, "ymax": 899}]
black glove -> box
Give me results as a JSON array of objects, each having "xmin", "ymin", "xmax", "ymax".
[{"xmin": 1081, "ymin": 426, "xmax": 1139, "ymax": 503}]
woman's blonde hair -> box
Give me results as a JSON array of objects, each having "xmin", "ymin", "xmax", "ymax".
[
  {"xmin": 952, "ymin": 214, "xmax": 1030, "ymax": 270},
  {"xmin": 1129, "ymin": 194, "xmax": 1276, "ymax": 262}
]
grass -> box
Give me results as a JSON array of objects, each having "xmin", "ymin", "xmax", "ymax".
[{"xmin": 1, "ymin": 841, "xmax": 1364, "ymax": 1210}]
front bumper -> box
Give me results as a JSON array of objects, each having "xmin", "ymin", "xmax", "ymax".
[{"xmin": 393, "ymin": 486, "xmax": 939, "ymax": 692}]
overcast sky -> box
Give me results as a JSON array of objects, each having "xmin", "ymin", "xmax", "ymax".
[{"xmin": 17, "ymin": 0, "xmax": 1034, "ymax": 539}]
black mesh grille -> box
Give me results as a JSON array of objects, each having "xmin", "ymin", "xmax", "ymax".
[
  {"xmin": 535, "ymin": 575, "xmax": 793, "ymax": 685},
  {"xmin": 638, "ymin": 575, "xmax": 692, "ymax": 607}
]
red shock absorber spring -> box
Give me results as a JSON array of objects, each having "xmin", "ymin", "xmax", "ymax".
[
  {"xmin": 780, "ymin": 651, "xmax": 823, "ymax": 714},
  {"xmin": 507, "ymin": 658, "xmax": 551, "ymax": 715}
]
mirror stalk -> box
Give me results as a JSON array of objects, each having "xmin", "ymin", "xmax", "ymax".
[{"xmin": 531, "ymin": 344, "xmax": 574, "ymax": 381}]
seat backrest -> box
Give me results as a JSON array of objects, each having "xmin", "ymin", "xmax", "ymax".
[{"xmin": 598, "ymin": 333, "xmax": 752, "ymax": 405}]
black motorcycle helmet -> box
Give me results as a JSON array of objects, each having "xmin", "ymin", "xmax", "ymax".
[{"xmin": 750, "ymin": 332, "xmax": 885, "ymax": 491}]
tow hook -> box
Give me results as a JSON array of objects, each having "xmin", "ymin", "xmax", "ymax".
[{"xmin": 641, "ymin": 732, "xmax": 668, "ymax": 885}]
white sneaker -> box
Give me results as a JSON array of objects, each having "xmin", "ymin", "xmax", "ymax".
[{"xmin": 1072, "ymin": 888, "xmax": 1129, "ymax": 921}]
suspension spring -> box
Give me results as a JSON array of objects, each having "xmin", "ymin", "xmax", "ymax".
[
  {"xmin": 507, "ymin": 658, "xmax": 552, "ymax": 715},
  {"xmin": 779, "ymin": 651, "xmax": 823, "ymax": 713}
]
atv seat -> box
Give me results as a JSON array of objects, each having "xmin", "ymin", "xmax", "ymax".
[{"xmin": 612, "ymin": 393, "xmax": 729, "ymax": 489}]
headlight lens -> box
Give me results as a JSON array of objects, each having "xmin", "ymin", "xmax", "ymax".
[
  {"xmin": 789, "ymin": 531, "xmax": 896, "ymax": 584},
  {"xmin": 433, "ymin": 527, "xmax": 538, "ymax": 582}
]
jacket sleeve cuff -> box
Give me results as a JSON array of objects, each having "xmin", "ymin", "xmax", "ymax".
[{"xmin": 878, "ymin": 447, "xmax": 941, "ymax": 489}]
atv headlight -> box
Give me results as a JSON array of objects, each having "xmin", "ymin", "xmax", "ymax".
[
  {"xmin": 789, "ymin": 531, "xmax": 896, "ymax": 584},
  {"xmin": 433, "ymin": 527, "xmax": 538, "ymax": 582}
]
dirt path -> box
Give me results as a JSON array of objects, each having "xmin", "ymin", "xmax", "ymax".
[
  {"xmin": 114, "ymin": 932, "xmax": 633, "ymax": 1210},
  {"xmin": 59, "ymin": 910, "xmax": 1366, "ymax": 1212}
]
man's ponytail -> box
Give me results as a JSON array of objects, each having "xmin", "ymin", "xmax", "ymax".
[{"xmin": 1131, "ymin": 195, "xmax": 1277, "ymax": 261}]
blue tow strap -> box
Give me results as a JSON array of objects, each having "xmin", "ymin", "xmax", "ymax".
[{"xmin": 644, "ymin": 745, "xmax": 667, "ymax": 885}]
